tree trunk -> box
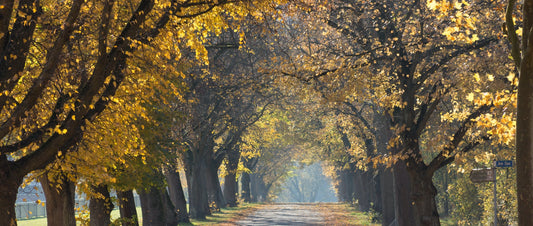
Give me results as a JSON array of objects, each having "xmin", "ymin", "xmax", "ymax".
[
  {"xmin": 250, "ymin": 174, "xmax": 258, "ymax": 202},
  {"xmin": 409, "ymin": 170, "xmax": 440, "ymax": 226},
  {"xmin": 89, "ymin": 184, "xmax": 114, "ymax": 226},
  {"xmin": 373, "ymin": 112, "xmax": 398, "ymax": 225},
  {"xmin": 517, "ymin": 1, "xmax": 533, "ymax": 224},
  {"xmin": 442, "ymin": 170, "xmax": 449, "ymax": 217},
  {"xmin": 355, "ymin": 170, "xmax": 370, "ymax": 211},
  {"xmin": 336, "ymin": 169, "xmax": 355, "ymax": 203},
  {"xmin": 164, "ymin": 166, "xmax": 189, "ymax": 223},
  {"xmin": 40, "ymin": 173, "xmax": 76, "ymax": 226},
  {"xmin": 224, "ymin": 173, "xmax": 239, "ymax": 206},
  {"xmin": 185, "ymin": 156, "xmax": 210, "ymax": 219},
  {"xmin": 241, "ymin": 172, "xmax": 251, "ymax": 202},
  {"xmin": 206, "ymin": 158, "xmax": 226, "ymax": 210},
  {"xmin": 0, "ymin": 158, "xmax": 23, "ymax": 226},
  {"xmin": 393, "ymin": 160, "xmax": 415, "ymax": 225},
  {"xmin": 0, "ymin": 183, "xmax": 19, "ymax": 226},
  {"xmin": 117, "ymin": 190, "xmax": 139, "ymax": 226},
  {"xmin": 224, "ymin": 150, "xmax": 241, "ymax": 207},
  {"xmin": 139, "ymin": 186, "xmax": 178, "ymax": 226},
  {"xmin": 380, "ymin": 168, "xmax": 396, "ymax": 226},
  {"xmin": 250, "ymin": 174, "xmax": 269, "ymax": 202},
  {"xmin": 372, "ymin": 170, "xmax": 383, "ymax": 214}
]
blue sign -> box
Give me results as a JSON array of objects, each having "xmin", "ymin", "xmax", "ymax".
[{"xmin": 495, "ymin": 160, "xmax": 513, "ymax": 167}]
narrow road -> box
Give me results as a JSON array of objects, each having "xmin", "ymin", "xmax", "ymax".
[{"xmin": 236, "ymin": 203, "xmax": 325, "ymax": 225}]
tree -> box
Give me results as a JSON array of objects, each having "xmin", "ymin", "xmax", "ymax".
[{"xmin": 505, "ymin": 0, "xmax": 533, "ymax": 224}]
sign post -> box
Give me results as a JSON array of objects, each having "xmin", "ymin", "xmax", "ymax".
[
  {"xmin": 492, "ymin": 163, "xmax": 497, "ymax": 226},
  {"xmin": 469, "ymin": 160, "xmax": 514, "ymax": 226},
  {"xmin": 469, "ymin": 168, "xmax": 495, "ymax": 183},
  {"xmin": 495, "ymin": 160, "xmax": 513, "ymax": 168}
]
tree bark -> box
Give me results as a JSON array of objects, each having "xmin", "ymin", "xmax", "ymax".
[
  {"xmin": 89, "ymin": 184, "xmax": 114, "ymax": 226},
  {"xmin": 40, "ymin": 173, "xmax": 76, "ymax": 226},
  {"xmin": 442, "ymin": 170, "xmax": 450, "ymax": 217},
  {"xmin": 372, "ymin": 170, "xmax": 383, "ymax": 214},
  {"xmin": 355, "ymin": 169, "xmax": 370, "ymax": 211},
  {"xmin": 409, "ymin": 170, "xmax": 440, "ymax": 226},
  {"xmin": 250, "ymin": 174, "xmax": 258, "ymax": 202},
  {"xmin": 393, "ymin": 161, "xmax": 415, "ymax": 226},
  {"xmin": 250, "ymin": 174, "xmax": 263, "ymax": 202},
  {"xmin": 224, "ymin": 173, "xmax": 239, "ymax": 206},
  {"xmin": 241, "ymin": 172, "xmax": 251, "ymax": 202},
  {"xmin": 164, "ymin": 166, "xmax": 189, "ymax": 223},
  {"xmin": 117, "ymin": 190, "xmax": 139, "ymax": 226},
  {"xmin": 139, "ymin": 186, "xmax": 178, "ymax": 226},
  {"xmin": 516, "ymin": 1, "xmax": 533, "ymax": 225},
  {"xmin": 206, "ymin": 158, "xmax": 226, "ymax": 209},
  {"xmin": 224, "ymin": 149, "xmax": 241, "ymax": 207},
  {"xmin": 374, "ymin": 110, "xmax": 416, "ymax": 225},
  {"xmin": 336, "ymin": 169, "xmax": 355, "ymax": 203},
  {"xmin": 0, "ymin": 182, "xmax": 19, "ymax": 226},
  {"xmin": 250, "ymin": 174, "xmax": 269, "ymax": 202},
  {"xmin": 380, "ymin": 168, "xmax": 395, "ymax": 226},
  {"xmin": 0, "ymin": 156, "xmax": 23, "ymax": 226},
  {"xmin": 185, "ymin": 155, "xmax": 211, "ymax": 219}
]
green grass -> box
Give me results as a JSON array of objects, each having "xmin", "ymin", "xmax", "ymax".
[
  {"xmin": 340, "ymin": 204, "xmax": 379, "ymax": 225},
  {"xmin": 17, "ymin": 207, "xmax": 142, "ymax": 226},
  {"xmin": 17, "ymin": 204, "xmax": 260, "ymax": 226},
  {"xmin": 17, "ymin": 217, "xmax": 48, "ymax": 226},
  {"xmin": 440, "ymin": 217, "xmax": 458, "ymax": 226},
  {"xmin": 347, "ymin": 211, "xmax": 378, "ymax": 225}
]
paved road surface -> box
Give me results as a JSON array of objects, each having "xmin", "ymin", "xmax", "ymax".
[{"xmin": 237, "ymin": 203, "xmax": 325, "ymax": 225}]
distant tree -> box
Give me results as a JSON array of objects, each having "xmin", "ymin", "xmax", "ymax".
[{"xmin": 276, "ymin": 163, "xmax": 337, "ymax": 203}]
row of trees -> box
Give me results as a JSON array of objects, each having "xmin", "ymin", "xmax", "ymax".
[
  {"xmin": 255, "ymin": 0, "xmax": 522, "ymax": 225},
  {"xmin": 0, "ymin": 0, "xmax": 288, "ymax": 225},
  {"xmin": 1, "ymin": 0, "xmax": 532, "ymax": 225}
]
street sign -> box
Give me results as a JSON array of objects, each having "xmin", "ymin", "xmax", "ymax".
[
  {"xmin": 495, "ymin": 160, "xmax": 513, "ymax": 167},
  {"xmin": 469, "ymin": 168, "xmax": 495, "ymax": 183}
]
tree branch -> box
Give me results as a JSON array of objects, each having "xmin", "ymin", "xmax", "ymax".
[
  {"xmin": 506, "ymin": 0, "xmax": 521, "ymax": 69},
  {"xmin": 0, "ymin": 0, "xmax": 83, "ymax": 141},
  {"xmin": 417, "ymin": 38, "xmax": 497, "ymax": 88},
  {"xmin": 427, "ymin": 104, "xmax": 493, "ymax": 174}
]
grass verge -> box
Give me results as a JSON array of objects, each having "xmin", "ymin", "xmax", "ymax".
[
  {"xmin": 17, "ymin": 203, "xmax": 261, "ymax": 226},
  {"xmin": 181, "ymin": 203, "xmax": 261, "ymax": 225},
  {"xmin": 314, "ymin": 203, "xmax": 379, "ymax": 226}
]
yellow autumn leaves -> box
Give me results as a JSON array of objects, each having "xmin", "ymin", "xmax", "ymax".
[{"xmin": 428, "ymin": 0, "xmax": 481, "ymax": 43}]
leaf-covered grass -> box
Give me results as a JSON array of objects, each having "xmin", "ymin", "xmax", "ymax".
[
  {"xmin": 314, "ymin": 202, "xmax": 379, "ymax": 225},
  {"xmin": 181, "ymin": 203, "xmax": 261, "ymax": 225}
]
